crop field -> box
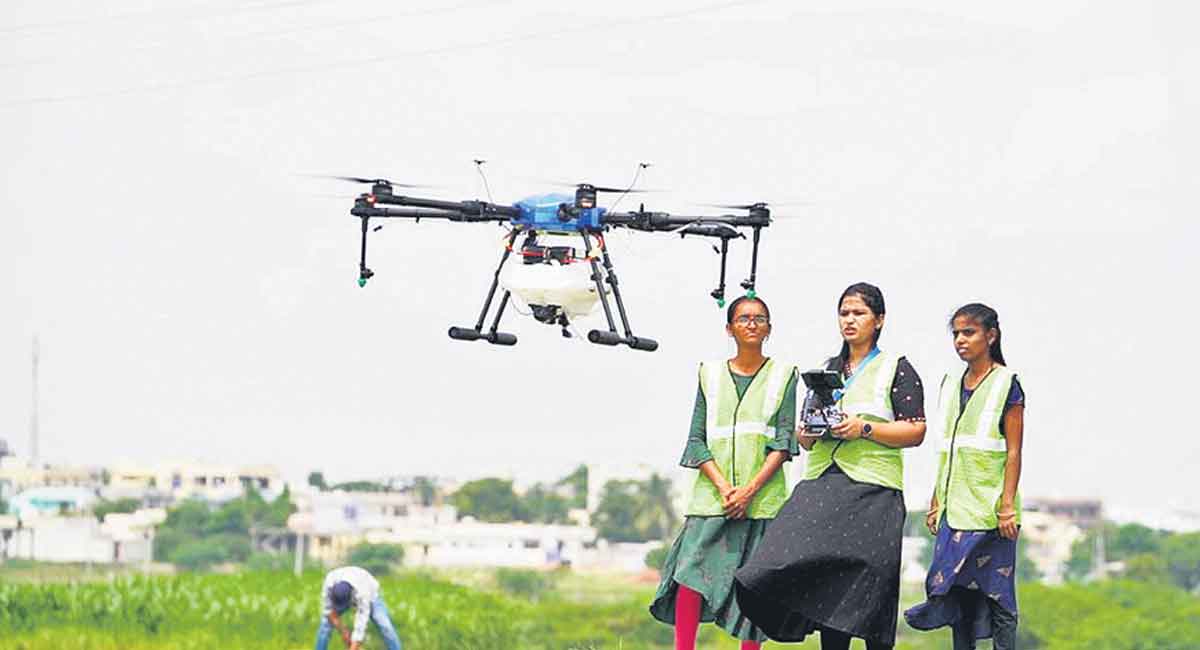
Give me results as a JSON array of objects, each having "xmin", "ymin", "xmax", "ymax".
[{"xmin": 1, "ymin": 568, "xmax": 1197, "ymax": 649}]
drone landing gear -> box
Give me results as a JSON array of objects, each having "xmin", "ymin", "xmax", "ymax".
[
  {"xmin": 448, "ymin": 230, "xmax": 519, "ymax": 346},
  {"xmin": 582, "ymin": 233, "xmax": 659, "ymax": 352}
]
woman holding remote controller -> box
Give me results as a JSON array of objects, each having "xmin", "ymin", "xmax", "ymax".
[
  {"xmin": 649, "ymin": 295, "xmax": 798, "ymax": 650},
  {"xmin": 734, "ymin": 282, "xmax": 926, "ymax": 650}
]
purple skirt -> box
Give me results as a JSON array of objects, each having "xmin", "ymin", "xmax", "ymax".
[{"xmin": 904, "ymin": 518, "xmax": 1018, "ymax": 638}]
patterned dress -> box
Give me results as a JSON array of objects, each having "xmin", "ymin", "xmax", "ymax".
[
  {"xmin": 904, "ymin": 520, "xmax": 1018, "ymax": 638},
  {"xmin": 649, "ymin": 369, "xmax": 797, "ymax": 642},
  {"xmin": 904, "ymin": 379, "xmax": 1025, "ymax": 642}
]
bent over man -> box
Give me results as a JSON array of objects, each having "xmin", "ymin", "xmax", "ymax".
[{"xmin": 315, "ymin": 565, "xmax": 402, "ymax": 650}]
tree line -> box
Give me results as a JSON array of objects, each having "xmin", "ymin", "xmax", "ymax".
[
  {"xmin": 153, "ymin": 487, "xmax": 296, "ymax": 570},
  {"xmin": 450, "ymin": 466, "xmax": 679, "ymax": 544},
  {"xmin": 1065, "ymin": 521, "xmax": 1200, "ymax": 591}
]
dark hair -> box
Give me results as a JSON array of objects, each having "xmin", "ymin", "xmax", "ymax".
[
  {"xmin": 949, "ymin": 303, "xmax": 1006, "ymax": 365},
  {"xmin": 726, "ymin": 295, "xmax": 771, "ymax": 325},
  {"xmin": 836, "ymin": 282, "xmax": 886, "ymax": 362},
  {"xmin": 330, "ymin": 580, "xmax": 354, "ymax": 608}
]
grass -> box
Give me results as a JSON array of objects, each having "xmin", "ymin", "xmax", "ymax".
[{"xmin": 1, "ymin": 563, "xmax": 1196, "ymax": 649}]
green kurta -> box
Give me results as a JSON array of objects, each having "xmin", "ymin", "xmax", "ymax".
[{"xmin": 650, "ymin": 370, "xmax": 797, "ymax": 642}]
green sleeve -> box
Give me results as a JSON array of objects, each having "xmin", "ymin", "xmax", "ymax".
[
  {"xmin": 679, "ymin": 381, "xmax": 714, "ymax": 468},
  {"xmin": 766, "ymin": 372, "xmax": 799, "ymax": 460}
]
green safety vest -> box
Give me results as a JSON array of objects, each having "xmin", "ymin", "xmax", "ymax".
[
  {"xmin": 802, "ymin": 351, "xmax": 905, "ymax": 491},
  {"xmin": 933, "ymin": 366, "xmax": 1020, "ymax": 530},
  {"xmin": 685, "ymin": 358, "xmax": 793, "ymax": 518}
]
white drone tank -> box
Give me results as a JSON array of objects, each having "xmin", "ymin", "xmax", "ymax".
[{"xmin": 499, "ymin": 256, "xmax": 605, "ymax": 318}]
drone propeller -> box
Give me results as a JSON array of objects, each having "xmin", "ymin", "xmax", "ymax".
[
  {"xmin": 699, "ymin": 200, "xmax": 812, "ymax": 210},
  {"xmin": 703, "ymin": 202, "xmax": 768, "ymax": 210},
  {"xmin": 306, "ymin": 174, "xmax": 435, "ymax": 189},
  {"xmin": 546, "ymin": 181, "xmax": 657, "ymax": 194},
  {"xmin": 591, "ymin": 185, "xmax": 653, "ymax": 194},
  {"xmin": 303, "ymin": 192, "xmax": 362, "ymax": 200}
]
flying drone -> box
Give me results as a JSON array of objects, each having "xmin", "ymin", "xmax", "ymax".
[{"xmin": 336, "ymin": 166, "xmax": 776, "ymax": 352}]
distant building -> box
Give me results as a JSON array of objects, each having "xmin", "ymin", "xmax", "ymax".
[
  {"xmin": 286, "ymin": 488, "xmax": 600, "ymax": 569},
  {"xmin": 0, "ymin": 510, "xmax": 159, "ymax": 564},
  {"xmin": 287, "ymin": 488, "xmax": 430, "ymax": 564},
  {"xmin": 106, "ymin": 462, "xmax": 283, "ymax": 503},
  {"xmin": 1025, "ymin": 497, "xmax": 1103, "ymax": 530},
  {"xmin": 7, "ymin": 486, "xmax": 98, "ymax": 519},
  {"xmin": 1020, "ymin": 510, "xmax": 1085, "ymax": 584},
  {"xmin": 0, "ymin": 457, "xmax": 104, "ymax": 501}
]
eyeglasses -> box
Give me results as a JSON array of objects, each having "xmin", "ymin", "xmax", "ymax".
[{"xmin": 734, "ymin": 315, "xmax": 770, "ymax": 326}]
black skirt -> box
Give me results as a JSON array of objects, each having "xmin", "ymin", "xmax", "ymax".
[{"xmin": 733, "ymin": 465, "xmax": 906, "ymax": 646}]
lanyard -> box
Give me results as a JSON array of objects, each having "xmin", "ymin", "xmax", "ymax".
[{"xmin": 833, "ymin": 346, "xmax": 880, "ymax": 403}]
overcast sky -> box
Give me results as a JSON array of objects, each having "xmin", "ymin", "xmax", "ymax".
[{"xmin": 2, "ymin": 0, "xmax": 1195, "ymax": 511}]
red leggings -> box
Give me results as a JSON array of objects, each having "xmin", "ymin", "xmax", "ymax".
[{"xmin": 675, "ymin": 584, "xmax": 761, "ymax": 650}]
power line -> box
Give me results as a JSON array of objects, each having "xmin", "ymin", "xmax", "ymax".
[
  {"xmin": 1, "ymin": 0, "xmax": 768, "ymax": 108},
  {"xmin": 0, "ymin": 0, "xmax": 332, "ymax": 37},
  {"xmin": 0, "ymin": 0, "xmax": 496, "ymax": 71}
]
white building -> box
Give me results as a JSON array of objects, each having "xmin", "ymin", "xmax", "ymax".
[
  {"xmin": 6, "ymin": 485, "xmax": 98, "ymax": 518},
  {"xmin": 1020, "ymin": 510, "xmax": 1085, "ymax": 584},
  {"xmin": 0, "ymin": 510, "xmax": 161, "ymax": 564},
  {"xmin": 0, "ymin": 457, "xmax": 103, "ymax": 500},
  {"xmin": 107, "ymin": 462, "xmax": 283, "ymax": 503},
  {"xmin": 286, "ymin": 488, "xmax": 602, "ymax": 569},
  {"xmin": 381, "ymin": 520, "xmax": 597, "ymax": 568}
]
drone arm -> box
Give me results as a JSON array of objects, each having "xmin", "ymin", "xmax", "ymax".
[
  {"xmin": 351, "ymin": 204, "xmax": 474, "ymax": 220},
  {"xmin": 602, "ymin": 211, "xmax": 770, "ymax": 232},
  {"xmin": 602, "ymin": 211, "xmax": 690, "ymax": 232},
  {"xmin": 370, "ymin": 193, "xmax": 521, "ymax": 220}
]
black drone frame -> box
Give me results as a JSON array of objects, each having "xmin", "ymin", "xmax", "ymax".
[{"xmin": 348, "ymin": 181, "xmax": 771, "ymax": 352}]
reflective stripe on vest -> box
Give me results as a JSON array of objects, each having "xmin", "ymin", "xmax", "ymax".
[
  {"xmin": 802, "ymin": 351, "xmax": 905, "ymax": 491},
  {"xmin": 837, "ymin": 351, "xmax": 897, "ymax": 422},
  {"xmin": 686, "ymin": 358, "xmax": 793, "ymax": 518},
  {"xmin": 933, "ymin": 365, "xmax": 1020, "ymax": 530}
]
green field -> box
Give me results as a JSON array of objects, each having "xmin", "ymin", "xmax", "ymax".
[{"xmin": 1, "ymin": 566, "xmax": 1197, "ymax": 649}]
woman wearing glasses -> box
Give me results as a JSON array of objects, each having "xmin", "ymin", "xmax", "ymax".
[
  {"xmin": 904, "ymin": 303, "xmax": 1024, "ymax": 650},
  {"xmin": 735, "ymin": 282, "xmax": 927, "ymax": 650},
  {"xmin": 649, "ymin": 295, "xmax": 798, "ymax": 650}
]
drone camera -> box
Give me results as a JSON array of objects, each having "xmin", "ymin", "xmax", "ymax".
[{"xmin": 530, "ymin": 304, "xmax": 564, "ymax": 325}]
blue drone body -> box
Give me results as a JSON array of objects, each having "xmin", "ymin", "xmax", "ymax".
[{"xmin": 511, "ymin": 193, "xmax": 605, "ymax": 232}]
